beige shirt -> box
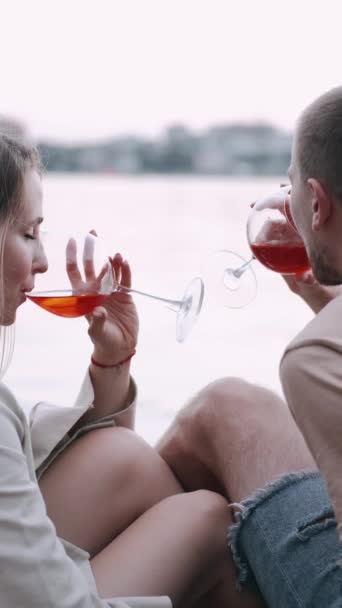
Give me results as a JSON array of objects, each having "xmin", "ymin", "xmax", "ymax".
[
  {"xmin": 280, "ymin": 294, "xmax": 342, "ymax": 529},
  {"xmin": 0, "ymin": 374, "xmax": 172, "ymax": 608}
]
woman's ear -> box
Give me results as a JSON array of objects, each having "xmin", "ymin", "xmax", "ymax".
[{"xmin": 307, "ymin": 178, "xmax": 332, "ymax": 232}]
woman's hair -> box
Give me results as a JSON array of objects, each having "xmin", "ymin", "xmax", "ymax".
[
  {"xmin": 0, "ymin": 133, "xmax": 41, "ymax": 377},
  {"xmin": 296, "ymin": 86, "xmax": 342, "ymax": 198}
]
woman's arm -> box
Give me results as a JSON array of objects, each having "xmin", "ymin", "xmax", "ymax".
[
  {"xmin": 68, "ymin": 251, "xmax": 139, "ymax": 430},
  {"xmin": 0, "ymin": 397, "xmax": 138, "ymax": 608},
  {"xmin": 86, "ymin": 358, "xmax": 136, "ymax": 428}
]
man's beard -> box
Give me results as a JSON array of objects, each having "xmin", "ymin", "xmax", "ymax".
[{"xmin": 309, "ymin": 244, "xmax": 342, "ymax": 286}]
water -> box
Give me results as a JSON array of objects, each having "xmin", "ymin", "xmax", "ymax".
[{"xmin": 5, "ymin": 175, "xmax": 313, "ymax": 445}]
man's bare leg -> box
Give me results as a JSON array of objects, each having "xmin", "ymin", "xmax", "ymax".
[
  {"xmin": 156, "ymin": 378, "xmax": 316, "ymax": 606},
  {"xmin": 157, "ymin": 376, "xmax": 316, "ymax": 507}
]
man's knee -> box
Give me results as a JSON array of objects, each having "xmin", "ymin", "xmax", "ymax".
[
  {"xmin": 202, "ymin": 376, "xmax": 282, "ymax": 410},
  {"xmin": 200, "ymin": 376, "xmax": 254, "ymax": 410},
  {"xmin": 178, "ymin": 376, "xmax": 259, "ymax": 426},
  {"xmin": 176, "ymin": 376, "xmax": 285, "ymax": 445}
]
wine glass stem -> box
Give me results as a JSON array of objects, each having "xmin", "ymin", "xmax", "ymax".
[
  {"xmin": 115, "ymin": 284, "xmax": 182, "ymax": 311},
  {"xmin": 231, "ymin": 256, "xmax": 255, "ymax": 278}
]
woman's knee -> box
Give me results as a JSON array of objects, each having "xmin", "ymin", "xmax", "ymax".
[
  {"xmin": 164, "ymin": 490, "xmax": 230, "ymax": 529},
  {"xmin": 189, "ymin": 489, "xmax": 230, "ymax": 525},
  {"xmin": 162, "ymin": 490, "xmax": 230, "ymax": 555},
  {"xmin": 74, "ymin": 426, "xmax": 182, "ymax": 498}
]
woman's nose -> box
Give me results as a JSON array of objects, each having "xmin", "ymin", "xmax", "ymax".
[{"xmin": 34, "ymin": 242, "xmax": 48, "ymax": 274}]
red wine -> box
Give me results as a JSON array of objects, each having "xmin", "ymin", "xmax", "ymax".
[
  {"xmin": 27, "ymin": 292, "xmax": 108, "ymax": 318},
  {"xmin": 250, "ymin": 242, "xmax": 310, "ymax": 274}
]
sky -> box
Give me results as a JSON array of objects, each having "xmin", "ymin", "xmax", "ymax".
[{"xmin": 1, "ymin": 0, "xmax": 342, "ymax": 142}]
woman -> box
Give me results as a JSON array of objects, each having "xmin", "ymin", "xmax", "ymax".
[{"xmin": 0, "ymin": 133, "xmax": 264, "ymax": 607}]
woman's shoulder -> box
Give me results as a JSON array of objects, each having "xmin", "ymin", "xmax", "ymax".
[{"xmin": 0, "ymin": 383, "xmax": 26, "ymax": 441}]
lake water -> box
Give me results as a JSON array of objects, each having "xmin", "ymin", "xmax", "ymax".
[{"xmin": 5, "ymin": 174, "xmax": 313, "ymax": 445}]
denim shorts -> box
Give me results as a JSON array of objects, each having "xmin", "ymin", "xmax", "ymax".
[{"xmin": 228, "ymin": 471, "xmax": 342, "ymax": 607}]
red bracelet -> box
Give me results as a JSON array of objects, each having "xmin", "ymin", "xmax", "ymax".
[{"xmin": 91, "ymin": 350, "xmax": 136, "ymax": 368}]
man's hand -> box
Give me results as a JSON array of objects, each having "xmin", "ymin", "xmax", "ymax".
[{"xmin": 282, "ymin": 271, "xmax": 342, "ymax": 314}]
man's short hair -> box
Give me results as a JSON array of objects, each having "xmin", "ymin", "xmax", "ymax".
[{"xmin": 296, "ymin": 86, "xmax": 342, "ymax": 198}]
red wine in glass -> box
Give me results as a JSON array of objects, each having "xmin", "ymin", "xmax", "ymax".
[
  {"xmin": 250, "ymin": 242, "xmax": 310, "ymax": 274},
  {"xmin": 248, "ymin": 186, "xmax": 311, "ymax": 275},
  {"xmin": 27, "ymin": 292, "xmax": 108, "ymax": 318}
]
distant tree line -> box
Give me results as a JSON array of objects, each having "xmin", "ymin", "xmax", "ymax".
[
  {"xmin": 38, "ymin": 123, "xmax": 291, "ymax": 176},
  {"xmin": 0, "ymin": 115, "xmax": 292, "ymax": 175}
]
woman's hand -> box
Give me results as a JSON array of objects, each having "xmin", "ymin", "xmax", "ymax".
[
  {"xmin": 66, "ymin": 235, "xmax": 139, "ymax": 364},
  {"xmin": 88, "ymin": 253, "xmax": 139, "ymax": 364},
  {"xmin": 282, "ymin": 271, "xmax": 342, "ymax": 314}
]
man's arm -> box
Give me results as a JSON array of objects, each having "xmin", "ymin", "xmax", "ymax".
[
  {"xmin": 282, "ymin": 271, "xmax": 342, "ymax": 314},
  {"xmin": 280, "ymin": 323, "xmax": 342, "ymax": 536}
]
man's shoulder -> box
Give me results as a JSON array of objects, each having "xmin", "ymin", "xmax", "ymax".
[{"xmin": 285, "ymin": 293, "xmax": 342, "ymax": 355}]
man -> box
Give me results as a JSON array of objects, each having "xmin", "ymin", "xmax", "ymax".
[{"xmin": 157, "ymin": 87, "xmax": 342, "ymax": 607}]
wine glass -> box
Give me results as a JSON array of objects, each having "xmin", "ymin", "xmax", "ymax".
[
  {"xmin": 26, "ymin": 231, "xmax": 204, "ymax": 343},
  {"xmin": 205, "ymin": 185, "xmax": 310, "ymax": 308}
]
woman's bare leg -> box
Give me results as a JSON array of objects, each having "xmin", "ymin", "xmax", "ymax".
[
  {"xmin": 39, "ymin": 426, "xmax": 182, "ymax": 556},
  {"xmin": 39, "ymin": 424, "xmax": 265, "ymax": 606},
  {"xmin": 91, "ymin": 490, "xmax": 264, "ymax": 608}
]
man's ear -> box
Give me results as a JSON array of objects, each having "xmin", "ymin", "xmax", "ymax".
[{"xmin": 307, "ymin": 178, "xmax": 332, "ymax": 232}]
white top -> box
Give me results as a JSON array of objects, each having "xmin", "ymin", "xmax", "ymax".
[{"xmin": 0, "ymin": 374, "xmax": 172, "ymax": 608}]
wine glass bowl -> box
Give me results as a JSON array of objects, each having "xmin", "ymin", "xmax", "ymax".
[
  {"xmin": 204, "ymin": 185, "xmax": 310, "ymax": 309},
  {"xmin": 247, "ymin": 186, "xmax": 310, "ymax": 275},
  {"xmin": 26, "ymin": 231, "xmax": 204, "ymax": 342},
  {"xmin": 26, "ymin": 231, "xmax": 112, "ymax": 317}
]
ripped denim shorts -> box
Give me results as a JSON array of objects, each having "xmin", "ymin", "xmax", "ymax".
[{"xmin": 228, "ymin": 471, "xmax": 342, "ymax": 607}]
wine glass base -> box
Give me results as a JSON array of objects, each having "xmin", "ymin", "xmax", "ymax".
[
  {"xmin": 176, "ymin": 277, "xmax": 204, "ymax": 343},
  {"xmin": 204, "ymin": 250, "xmax": 257, "ymax": 309}
]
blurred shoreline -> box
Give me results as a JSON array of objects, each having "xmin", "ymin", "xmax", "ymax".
[
  {"xmin": 38, "ymin": 122, "xmax": 291, "ymax": 177},
  {"xmin": 0, "ymin": 115, "xmax": 292, "ymax": 177}
]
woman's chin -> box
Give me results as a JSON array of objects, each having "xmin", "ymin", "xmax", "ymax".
[
  {"xmin": 0, "ymin": 319, "xmax": 15, "ymax": 327},
  {"xmin": 0, "ymin": 309, "xmax": 17, "ymax": 326}
]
